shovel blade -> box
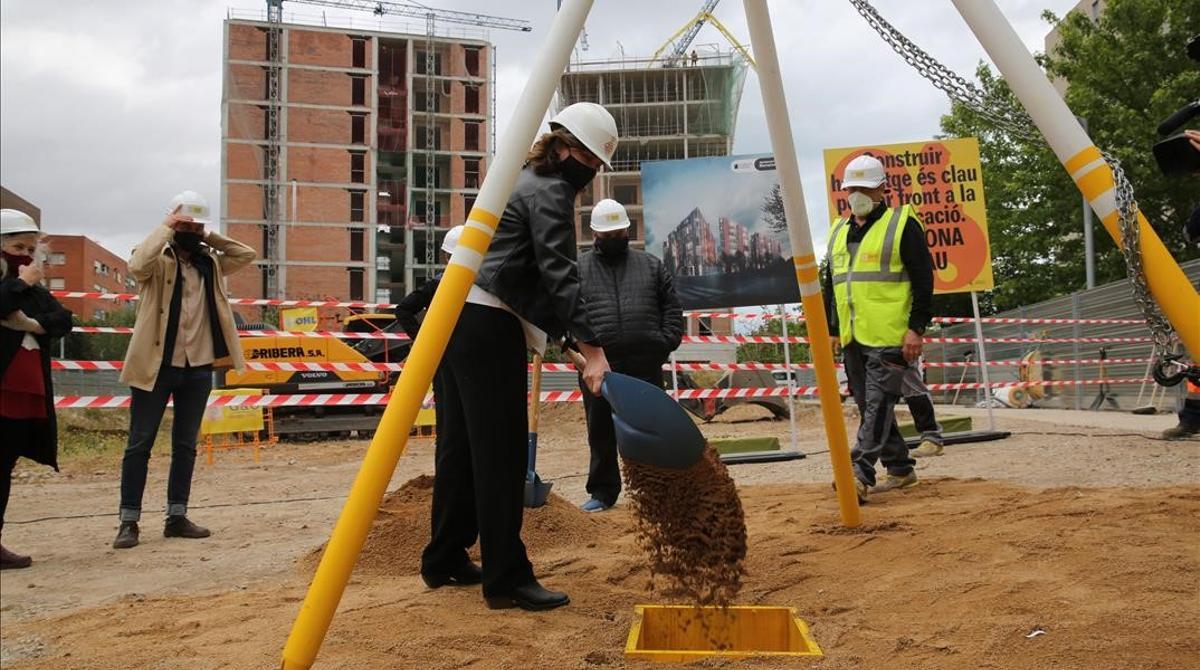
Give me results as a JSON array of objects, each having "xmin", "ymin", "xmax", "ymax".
[
  {"xmin": 601, "ymin": 372, "xmax": 705, "ymax": 470},
  {"xmin": 524, "ymin": 476, "xmax": 553, "ymax": 508}
]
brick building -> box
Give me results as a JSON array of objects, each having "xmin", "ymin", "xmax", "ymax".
[
  {"xmin": 221, "ymin": 16, "xmax": 491, "ymax": 309},
  {"xmin": 41, "ymin": 235, "xmax": 134, "ymax": 321},
  {"xmin": 1, "ymin": 186, "xmax": 42, "ymax": 226}
]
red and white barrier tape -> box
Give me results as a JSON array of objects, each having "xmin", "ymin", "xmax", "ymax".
[
  {"xmin": 48, "ymin": 291, "xmax": 1150, "ymax": 327},
  {"xmin": 50, "ymin": 357, "xmax": 1155, "ymax": 373},
  {"xmin": 72, "ymin": 326, "xmax": 412, "ymax": 340},
  {"xmin": 52, "ymin": 377, "xmax": 1151, "ymax": 409}
]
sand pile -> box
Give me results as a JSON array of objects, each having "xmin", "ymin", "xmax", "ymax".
[{"xmin": 307, "ymin": 475, "xmax": 618, "ymax": 575}]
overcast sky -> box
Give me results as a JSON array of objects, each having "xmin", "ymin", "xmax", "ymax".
[{"xmin": 0, "ymin": 0, "xmax": 1078, "ymax": 260}]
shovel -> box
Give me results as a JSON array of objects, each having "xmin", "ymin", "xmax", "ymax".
[{"xmin": 524, "ymin": 354, "xmax": 553, "ymax": 508}]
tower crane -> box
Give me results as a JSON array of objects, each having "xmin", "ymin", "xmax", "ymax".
[{"xmin": 259, "ymin": 0, "xmax": 531, "ymax": 297}]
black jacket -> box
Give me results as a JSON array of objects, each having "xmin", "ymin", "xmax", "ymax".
[
  {"xmin": 578, "ymin": 247, "xmax": 684, "ymax": 363},
  {"xmin": 0, "ymin": 275, "xmax": 73, "ymax": 469},
  {"xmin": 474, "ymin": 168, "xmax": 597, "ymax": 343},
  {"xmin": 393, "ymin": 275, "xmax": 440, "ymax": 338}
]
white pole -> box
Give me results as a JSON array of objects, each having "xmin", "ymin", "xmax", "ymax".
[
  {"xmin": 780, "ymin": 305, "xmax": 799, "ymax": 454},
  {"xmin": 669, "ymin": 350, "xmax": 680, "ymax": 398},
  {"xmin": 950, "ymin": 0, "xmax": 1198, "ymax": 359},
  {"xmin": 970, "ymin": 291, "xmax": 996, "ymax": 432},
  {"xmin": 743, "ymin": 0, "xmax": 859, "ymax": 526}
]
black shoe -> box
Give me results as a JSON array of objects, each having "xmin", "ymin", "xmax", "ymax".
[
  {"xmin": 1, "ymin": 543, "xmax": 33, "ymax": 570},
  {"xmin": 485, "ymin": 580, "xmax": 569, "ymax": 611},
  {"xmin": 112, "ymin": 522, "xmax": 140, "ymax": 549},
  {"xmin": 422, "ymin": 560, "xmax": 483, "ymax": 588},
  {"xmin": 163, "ymin": 516, "xmax": 211, "ymax": 539}
]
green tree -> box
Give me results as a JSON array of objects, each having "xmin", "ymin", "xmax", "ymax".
[
  {"xmin": 63, "ymin": 307, "xmax": 137, "ymax": 361},
  {"xmin": 735, "ymin": 310, "xmax": 811, "ymax": 364},
  {"xmin": 938, "ymin": 0, "xmax": 1198, "ymax": 311}
]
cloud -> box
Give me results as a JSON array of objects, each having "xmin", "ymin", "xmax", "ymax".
[{"xmin": 2, "ymin": 0, "xmax": 1077, "ymax": 267}]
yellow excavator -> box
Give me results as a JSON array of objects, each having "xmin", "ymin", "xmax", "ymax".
[{"xmin": 221, "ymin": 313, "xmax": 411, "ymax": 440}]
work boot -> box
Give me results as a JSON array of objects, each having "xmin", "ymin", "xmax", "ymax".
[
  {"xmin": 1, "ymin": 542, "xmax": 33, "ymax": 570},
  {"xmin": 911, "ymin": 440, "xmax": 944, "ymax": 458},
  {"xmin": 163, "ymin": 516, "xmax": 210, "ymax": 539},
  {"xmin": 112, "ymin": 522, "xmax": 140, "ymax": 549},
  {"xmin": 1161, "ymin": 422, "xmax": 1200, "ymax": 441},
  {"xmin": 871, "ymin": 471, "xmax": 919, "ymax": 494},
  {"xmin": 831, "ymin": 477, "xmax": 870, "ymax": 505},
  {"xmin": 485, "ymin": 579, "xmax": 569, "ymax": 611}
]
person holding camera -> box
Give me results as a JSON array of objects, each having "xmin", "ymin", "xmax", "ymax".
[
  {"xmin": 1, "ymin": 210, "xmax": 73, "ymax": 570},
  {"xmin": 822, "ymin": 155, "xmax": 934, "ymax": 504},
  {"xmin": 112, "ymin": 191, "xmax": 256, "ymax": 549}
]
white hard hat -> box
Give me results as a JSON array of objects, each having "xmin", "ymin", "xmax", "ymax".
[
  {"xmin": 841, "ymin": 154, "xmax": 887, "ymax": 189},
  {"xmin": 550, "ymin": 102, "xmax": 619, "ymax": 168},
  {"xmin": 167, "ymin": 190, "xmax": 213, "ymax": 225},
  {"xmin": 0, "ymin": 209, "xmax": 40, "ymax": 236},
  {"xmin": 590, "ymin": 199, "xmax": 631, "ymax": 232},
  {"xmin": 441, "ymin": 225, "xmax": 465, "ymax": 254}
]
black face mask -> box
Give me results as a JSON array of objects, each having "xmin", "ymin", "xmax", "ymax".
[
  {"xmin": 173, "ymin": 231, "xmax": 205, "ymax": 255},
  {"xmin": 559, "ymin": 154, "xmax": 598, "ymax": 192},
  {"xmin": 595, "ymin": 235, "xmax": 629, "ymax": 257}
]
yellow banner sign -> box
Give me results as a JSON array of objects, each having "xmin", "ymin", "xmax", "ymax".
[
  {"xmin": 200, "ymin": 388, "xmax": 264, "ymax": 435},
  {"xmin": 281, "ymin": 307, "xmax": 320, "ymax": 332},
  {"xmin": 823, "ymin": 137, "xmax": 994, "ymax": 294}
]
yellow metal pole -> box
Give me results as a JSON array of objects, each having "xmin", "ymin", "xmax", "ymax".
[
  {"xmin": 279, "ymin": 1, "xmax": 596, "ymax": 667},
  {"xmin": 951, "ymin": 0, "xmax": 1200, "ymax": 360},
  {"xmin": 742, "ymin": 0, "xmax": 861, "ymax": 527}
]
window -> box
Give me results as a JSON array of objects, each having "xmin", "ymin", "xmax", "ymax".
[
  {"xmin": 579, "ymin": 214, "xmax": 593, "ymax": 241},
  {"xmin": 416, "ymin": 125, "xmax": 440, "ymax": 150},
  {"xmin": 464, "ymin": 122, "xmax": 480, "ymax": 151},
  {"xmin": 376, "ymin": 254, "xmax": 390, "ymax": 271},
  {"xmin": 93, "ymin": 260, "xmax": 102, "ymax": 274},
  {"xmin": 613, "ymin": 183, "xmax": 638, "ymax": 205},
  {"xmin": 49, "ymin": 277, "xmax": 65, "ymax": 290},
  {"xmin": 463, "ymin": 195, "xmax": 476, "ymax": 217},
  {"xmin": 349, "ymin": 268, "xmax": 364, "ymax": 300},
  {"xmin": 350, "ymin": 112, "xmax": 366, "ymax": 144},
  {"xmin": 94, "ymin": 309, "xmax": 107, "ymax": 321},
  {"xmin": 464, "ymin": 47, "xmax": 481, "ymax": 76},
  {"xmin": 93, "ymin": 284, "xmax": 105, "ymax": 292},
  {"xmin": 416, "ymin": 51, "xmax": 441, "ymax": 75},
  {"xmin": 349, "ymin": 228, "xmax": 365, "ymax": 261},
  {"xmin": 350, "ymin": 191, "xmax": 365, "ymax": 222},
  {"xmin": 628, "ymin": 217, "xmax": 639, "ymax": 240},
  {"xmin": 351, "ymin": 38, "xmax": 366, "ymax": 68},
  {"xmin": 463, "ymin": 158, "xmax": 481, "ymax": 189},
  {"xmin": 49, "ymin": 252, "xmax": 66, "ymax": 265},
  {"xmin": 350, "ymin": 151, "xmax": 366, "ymax": 183},
  {"xmin": 698, "ymin": 317, "xmax": 714, "ymax": 336},
  {"xmin": 351, "ymin": 75, "xmax": 366, "ymax": 106},
  {"xmin": 464, "ymin": 85, "xmax": 480, "ymax": 114},
  {"xmin": 375, "ymin": 288, "xmax": 391, "ymax": 304}
]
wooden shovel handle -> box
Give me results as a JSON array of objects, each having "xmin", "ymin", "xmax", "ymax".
[{"xmin": 529, "ymin": 353, "xmax": 543, "ymax": 432}]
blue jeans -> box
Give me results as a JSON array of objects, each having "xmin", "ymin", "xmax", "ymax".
[{"xmin": 118, "ymin": 365, "xmax": 212, "ymax": 522}]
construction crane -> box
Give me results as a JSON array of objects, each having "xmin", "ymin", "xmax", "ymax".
[
  {"xmin": 649, "ymin": 0, "xmax": 753, "ymax": 68},
  {"xmin": 260, "ymin": 0, "xmax": 531, "ymax": 297}
]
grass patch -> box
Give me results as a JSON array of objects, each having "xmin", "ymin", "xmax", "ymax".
[{"xmin": 55, "ymin": 409, "xmax": 172, "ymax": 463}]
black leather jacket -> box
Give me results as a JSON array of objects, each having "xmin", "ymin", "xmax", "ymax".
[
  {"xmin": 475, "ymin": 168, "xmax": 597, "ymax": 343},
  {"xmin": 578, "ymin": 247, "xmax": 683, "ymax": 363}
]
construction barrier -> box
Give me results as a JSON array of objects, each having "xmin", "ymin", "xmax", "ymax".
[{"xmin": 52, "ymin": 377, "xmax": 1150, "ymax": 409}]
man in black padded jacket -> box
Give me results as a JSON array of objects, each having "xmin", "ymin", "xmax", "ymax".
[{"xmin": 575, "ymin": 198, "xmax": 684, "ymax": 512}]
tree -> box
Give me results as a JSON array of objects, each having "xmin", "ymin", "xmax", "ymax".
[
  {"xmin": 762, "ymin": 184, "xmax": 787, "ymax": 234},
  {"xmin": 736, "ymin": 309, "xmax": 810, "ymax": 364},
  {"xmin": 63, "ymin": 307, "xmax": 137, "ymax": 361},
  {"xmin": 938, "ymin": 0, "xmax": 1198, "ymax": 312}
]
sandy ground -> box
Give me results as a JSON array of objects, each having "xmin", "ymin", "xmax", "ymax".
[{"xmin": 1, "ymin": 402, "xmax": 1197, "ymax": 669}]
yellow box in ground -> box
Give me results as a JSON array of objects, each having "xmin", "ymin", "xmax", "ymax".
[
  {"xmin": 625, "ymin": 605, "xmax": 822, "ymax": 663},
  {"xmin": 200, "ymin": 388, "xmax": 264, "ymax": 435}
]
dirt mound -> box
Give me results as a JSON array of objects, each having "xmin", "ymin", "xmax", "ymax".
[{"xmin": 306, "ymin": 475, "xmax": 621, "ymax": 575}]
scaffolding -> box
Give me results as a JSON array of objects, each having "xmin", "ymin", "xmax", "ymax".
[{"xmin": 557, "ymin": 52, "xmax": 747, "ymax": 174}]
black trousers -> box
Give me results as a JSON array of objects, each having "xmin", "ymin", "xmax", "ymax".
[
  {"xmin": 842, "ymin": 342, "xmax": 914, "ymax": 486},
  {"xmin": 421, "ymin": 303, "xmax": 534, "ymax": 596},
  {"xmin": 580, "ymin": 358, "xmax": 665, "ymax": 507},
  {"xmin": 119, "ymin": 364, "xmax": 212, "ymax": 522},
  {"xmin": 0, "ymin": 431, "xmax": 22, "ymax": 531}
]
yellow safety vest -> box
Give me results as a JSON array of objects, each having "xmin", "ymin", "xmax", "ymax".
[{"xmin": 828, "ymin": 205, "xmax": 918, "ymax": 347}]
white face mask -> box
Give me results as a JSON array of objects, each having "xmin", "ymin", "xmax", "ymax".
[{"xmin": 848, "ymin": 192, "xmax": 876, "ymax": 217}]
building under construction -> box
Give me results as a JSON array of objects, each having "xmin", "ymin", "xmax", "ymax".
[
  {"xmin": 221, "ymin": 12, "xmax": 494, "ymax": 307},
  {"xmin": 555, "ymin": 51, "xmax": 748, "ymax": 250}
]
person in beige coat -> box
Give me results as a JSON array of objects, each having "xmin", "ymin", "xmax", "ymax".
[{"xmin": 113, "ymin": 191, "xmax": 255, "ymax": 549}]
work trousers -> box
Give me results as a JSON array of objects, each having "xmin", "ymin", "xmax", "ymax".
[
  {"xmin": 901, "ymin": 363, "xmax": 944, "ymax": 446},
  {"xmin": 843, "ymin": 342, "xmax": 915, "ymax": 486},
  {"xmin": 118, "ymin": 364, "xmax": 212, "ymax": 522},
  {"xmin": 579, "ymin": 358, "xmax": 666, "ymax": 507},
  {"xmin": 421, "ymin": 303, "xmax": 535, "ymax": 597}
]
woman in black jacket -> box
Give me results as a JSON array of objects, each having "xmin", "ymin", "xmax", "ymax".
[
  {"xmin": 0, "ymin": 210, "xmax": 73, "ymax": 570},
  {"xmin": 420, "ymin": 103, "xmax": 617, "ymax": 611}
]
